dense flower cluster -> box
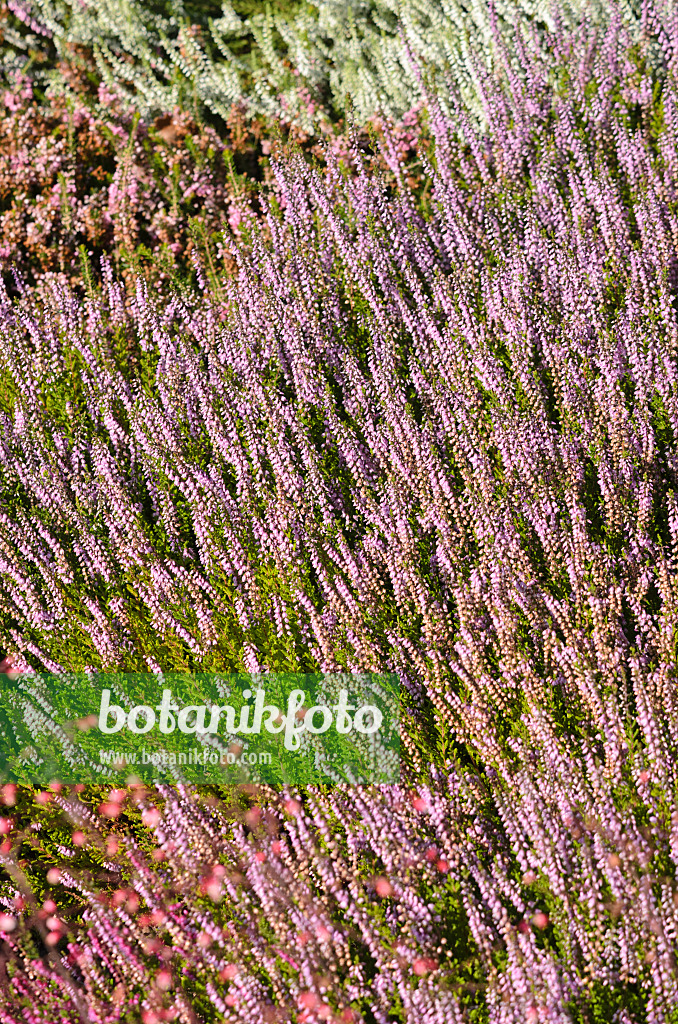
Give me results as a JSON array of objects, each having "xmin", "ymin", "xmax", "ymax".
[
  {"xmin": 2, "ymin": 736, "xmax": 678, "ymax": 1021},
  {"xmin": 0, "ymin": 70, "xmax": 260, "ymax": 288},
  {"xmin": 0, "ymin": 58, "xmax": 424, "ymax": 290},
  {"xmin": 1, "ymin": 2, "xmax": 678, "ymax": 1021},
  {"xmin": 1, "ymin": 0, "xmax": 669, "ymax": 130}
]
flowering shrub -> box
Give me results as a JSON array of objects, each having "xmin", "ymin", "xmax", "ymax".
[
  {"xmin": 2, "ymin": 751, "xmax": 678, "ymax": 1021},
  {"xmin": 0, "ymin": 70, "xmax": 262, "ymax": 289},
  {"xmin": 1, "ymin": 3, "xmax": 678, "ymax": 1022},
  {"xmin": 0, "ymin": 59, "xmax": 425, "ymax": 291},
  {"xmin": 1, "ymin": 0, "xmax": 667, "ymax": 131}
]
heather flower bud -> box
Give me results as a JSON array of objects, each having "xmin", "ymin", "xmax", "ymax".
[
  {"xmin": 375, "ymin": 877, "xmax": 393, "ymax": 897},
  {"xmin": 155, "ymin": 969, "xmax": 172, "ymax": 992},
  {"xmin": 99, "ymin": 802, "xmax": 121, "ymax": 818},
  {"xmin": 413, "ymin": 958, "xmax": 437, "ymax": 976},
  {"xmin": 1, "ymin": 784, "xmax": 16, "ymax": 806}
]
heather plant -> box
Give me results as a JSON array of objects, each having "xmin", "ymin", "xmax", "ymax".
[
  {"xmin": 0, "ymin": 70, "xmax": 261, "ymax": 290},
  {"xmin": 1, "ymin": 737, "xmax": 678, "ymax": 1021},
  {"xmin": 2, "ymin": 3, "xmax": 678, "ymax": 1022},
  {"xmin": 1, "ymin": 0, "xmax": 671, "ymax": 132},
  {"xmin": 0, "ymin": 59, "xmax": 424, "ymax": 291}
]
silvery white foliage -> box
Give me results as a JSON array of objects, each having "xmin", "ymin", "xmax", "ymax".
[
  {"xmin": 308, "ymin": 0, "xmax": 673, "ymax": 122},
  {"xmin": 4, "ymin": 0, "xmax": 676, "ymax": 127}
]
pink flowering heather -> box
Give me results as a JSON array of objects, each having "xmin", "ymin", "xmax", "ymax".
[
  {"xmin": 2, "ymin": 5, "xmax": 678, "ymax": 1022},
  {"xmin": 0, "ymin": 73, "xmax": 249, "ymax": 289},
  {"xmin": 0, "ymin": 60, "xmax": 420, "ymax": 292}
]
